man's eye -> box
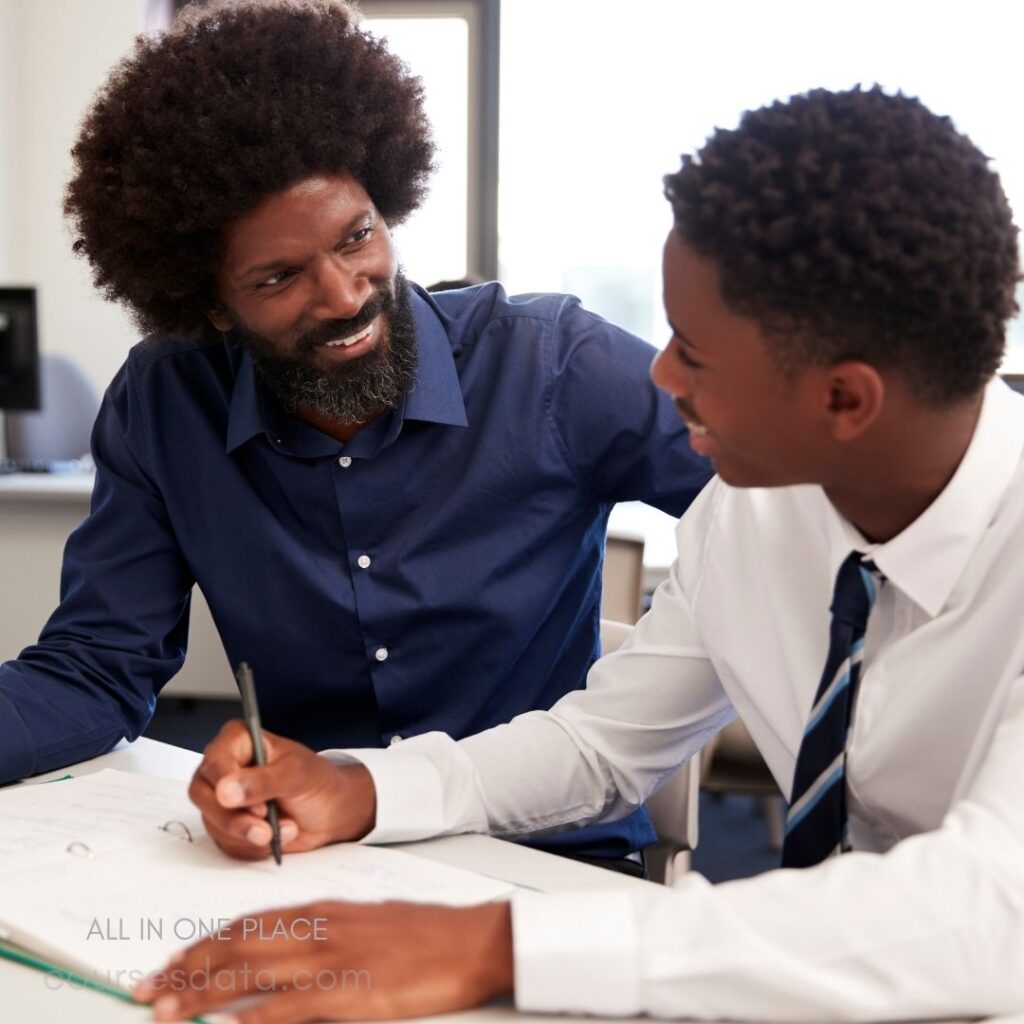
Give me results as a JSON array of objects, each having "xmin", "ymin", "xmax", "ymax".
[
  {"xmin": 348, "ymin": 227, "xmax": 372, "ymax": 245},
  {"xmin": 676, "ymin": 344, "xmax": 703, "ymax": 370},
  {"xmin": 257, "ymin": 270, "xmax": 291, "ymax": 289}
]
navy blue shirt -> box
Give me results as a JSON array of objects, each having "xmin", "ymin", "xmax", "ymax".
[{"xmin": 0, "ymin": 284, "xmax": 710, "ymax": 855}]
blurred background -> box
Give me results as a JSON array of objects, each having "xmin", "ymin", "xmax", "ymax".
[{"xmin": 0, "ymin": 0, "xmax": 1022, "ymax": 400}]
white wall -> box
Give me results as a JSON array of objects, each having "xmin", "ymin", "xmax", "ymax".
[
  {"xmin": 0, "ymin": 0, "xmax": 17, "ymax": 279},
  {"xmin": 1, "ymin": 0, "xmax": 143, "ymax": 396}
]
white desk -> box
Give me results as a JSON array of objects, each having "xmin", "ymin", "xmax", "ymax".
[{"xmin": 2, "ymin": 737, "xmax": 648, "ymax": 1024}]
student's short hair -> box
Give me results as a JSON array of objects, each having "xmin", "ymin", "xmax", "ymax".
[
  {"xmin": 64, "ymin": 0, "xmax": 434, "ymax": 340},
  {"xmin": 664, "ymin": 86, "xmax": 1021, "ymax": 405}
]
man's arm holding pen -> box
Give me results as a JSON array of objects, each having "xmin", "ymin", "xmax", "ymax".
[{"xmin": 187, "ymin": 720, "xmax": 377, "ymax": 858}]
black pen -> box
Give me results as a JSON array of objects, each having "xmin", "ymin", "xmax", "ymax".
[{"xmin": 234, "ymin": 661, "xmax": 283, "ymax": 865}]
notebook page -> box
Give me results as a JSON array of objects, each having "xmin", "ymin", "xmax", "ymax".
[
  {"xmin": 0, "ymin": 769, "xmax": 203, "ymax": 874},
  {"xmin": 0, "ymin": 824, "xmax": 515, "ymax": 987}
]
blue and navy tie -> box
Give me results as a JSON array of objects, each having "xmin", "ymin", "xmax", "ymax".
[{"xmin": 782, "ymin": 552, "xmax": 879, "ymax": 868}]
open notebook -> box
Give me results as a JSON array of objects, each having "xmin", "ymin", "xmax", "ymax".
[{"xmin": 0, "ymin": 769, "xmax": 514, "ymax": 1007}]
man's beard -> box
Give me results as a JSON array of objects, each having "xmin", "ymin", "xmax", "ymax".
[{"xmin": 236, "ymin": 274, "xmax": 417, "ymax": 424}]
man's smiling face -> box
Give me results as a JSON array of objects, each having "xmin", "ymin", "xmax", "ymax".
[
  {"xmin": 651, "ymin": 230, "xmax": 835, "ymax": 488},
  {"xmin": 209, "ymin": 172, "xmax": 416, "ymax": 425}
]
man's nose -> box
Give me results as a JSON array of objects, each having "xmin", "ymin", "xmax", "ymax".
[
  {"xmin": 311, "ymin": 259, "xmax": 371, "ymax": 320},
  {"xmin": 650, "ymin": 345, "xmax": 688, "ymax": 399}
]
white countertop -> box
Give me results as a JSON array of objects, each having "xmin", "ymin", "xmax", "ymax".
[{"xmin": 0, "ymin": 470, "xmax": 95, "ymax": 502}]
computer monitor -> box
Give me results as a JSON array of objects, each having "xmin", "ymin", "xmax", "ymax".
[
  {"xmin": 0, "ymin": 288, "xmax": 40, "ymax": 411},
  {"xmin": 1002, "ymin": 373, "xmax": 1024, "ymax": 397}
]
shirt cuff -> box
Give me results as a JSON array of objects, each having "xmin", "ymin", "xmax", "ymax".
[
  {"xmin": 0, "ymin": 687, "xmax": 36, "ymax": 783},
  {"xmin": 511, "ymin": 889, "xmax": 641, "ymax": 1016},
  {"xmin": 320, "ymin": 746, "xmax": 446, "ymax": 844}
]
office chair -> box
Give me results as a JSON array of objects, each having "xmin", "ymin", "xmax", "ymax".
[
  {"xmin": 599, "ymin": 618, "xmax": 700, "ymax": 885},
  {"xmin": 701, "ymin": 720, "xmax": 785, "ymax": 851},
  {"xmin": 602, "ymin": 532, "xmax": 646, "ymax": 623},
  {"xmin": 4, "ymin": 354, "xmax": 100, "ymax": 461}
]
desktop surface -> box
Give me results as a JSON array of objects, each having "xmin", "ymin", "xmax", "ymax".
[
  {"xmin": 0, "ymin": 456, "xmax": 90, "ymax": 475},
  {"xmin": 1, "ymin": 739, "xmax": 1014, "ymax": 1024}
]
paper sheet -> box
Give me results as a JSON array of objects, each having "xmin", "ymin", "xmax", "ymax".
[
  {"xmin": 0, "ymin": 769, "xmax": 204, "ymax": 873},
  {"xmin": 0, "ymin": 769, "xmax": 514, "ymax": 989}
]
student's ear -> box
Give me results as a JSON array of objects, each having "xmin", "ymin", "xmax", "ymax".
[
  {"xmin": 207, "ymin": 306, "xmax": 234, "ymax": 333},
  {"xmin": 824, "ymin": 361, "xmax": 885, "ymax": 442}
]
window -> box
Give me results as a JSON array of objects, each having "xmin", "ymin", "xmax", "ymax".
[
  {"xmin": 360, "ymin": 1, "xmax": 499, "ymax": 285},
  {"xmin": 498, "ymin": 0, "xmax": 1024, "ymax": 370},
  {"xmin": 152, "ymin": 0, "xmax": 501, "ymax": 287}
]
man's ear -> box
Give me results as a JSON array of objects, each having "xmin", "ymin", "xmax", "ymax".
[
  {"xmin": 207, "ymin": 307, "xmax": 234, "ymax": 333},
  {"xmin": 824, "ymin": 361, "xmax": 885, "ymax": 442}
]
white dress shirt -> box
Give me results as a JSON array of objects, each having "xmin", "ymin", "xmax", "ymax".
[{"xmin": 329, "ymin": 378, "xmax": 1024, "ymax": 1021}]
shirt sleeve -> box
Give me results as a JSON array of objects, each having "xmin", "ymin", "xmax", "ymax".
[
  {"xmin": 325, "ymin": 484, "xmax": 733, "ymax": 844},
  {"xmin": 0, "ymin": 360, "xmax": 195, "ymax": 783},
  {"xmin": 512, "ymin": 669, "xmax": 1024, "ymax": 1021},
  {"xmin": 546, "ymin": 301, "xmax": 712, "ymax": 516}
]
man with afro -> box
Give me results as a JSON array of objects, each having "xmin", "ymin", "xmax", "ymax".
[
  {"xmin": 142, "ymin": 87, "xmax": 1024, "ymax": 1023},
  {"xmin": 0, "ymin": 0, "xmax": 712, "ymax": 875}
]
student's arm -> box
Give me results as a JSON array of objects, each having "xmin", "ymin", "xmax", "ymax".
[
  {"xmin": 505, "ymin": 670, "xmax": 1024, "ymax": 1022},
  {"xmin": 0, "ymin": 362, "xmax": 194, "ymax": 783},
  {"xmin": 189, "ymin": 553, "xmax": 732, "ymax": 852},
  {"xmin": 333, "ymin": 560, "xmax": 732, "ymax": 844}
]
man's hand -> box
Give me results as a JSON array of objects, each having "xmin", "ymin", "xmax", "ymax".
[
  {"xmin": 189, "ymin": 720, "xmax": 376, "ymax": 859},
  {"xmin": 133, "ymin": 899, "xmax": 515, "ymax": 1022}
]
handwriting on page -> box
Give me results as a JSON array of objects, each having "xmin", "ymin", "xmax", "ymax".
[{"xmin": 0, "ymin": 769, "xmax": 202, "ymax": 872}]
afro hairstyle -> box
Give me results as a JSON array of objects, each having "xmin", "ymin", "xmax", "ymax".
[{"xmin": 65, "ymin": 0, "xmax": 435, "ymax": 340}]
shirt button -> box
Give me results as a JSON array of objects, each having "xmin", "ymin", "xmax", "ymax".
[
  {"xmin": 374, "ymin": 646, "xmax": 389, "ymax": 662},
  {"xmin": 338, "ymin": 456, "xmax": 352, "ymax": 468},
  {"xmin": 389, "ymin": 734, "xmax": 403, "ymax": 746},
  {"xmin": 357, "ymin": 554, "xmax": 372, "ymax": 569}
]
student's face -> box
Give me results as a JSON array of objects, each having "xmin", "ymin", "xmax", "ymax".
[
  {"xmin": 652, "ymin": 232, "xmax": 830, "ymax": 487},
  {"xmin": 209, "ymin": 172, "xmax": 399, "ymax": 368}
]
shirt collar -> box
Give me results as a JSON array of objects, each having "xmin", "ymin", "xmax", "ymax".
[
  {"xmin": 825, "ymin": 377, "xmax": 1024, "ymax": 617},
  {"xmin": 224, "ymin": 288, "xmax": 467, "ymax": 456},
  {"xmin": 401, "ymin": 286, "xmax": 469, "ymax": 429}
]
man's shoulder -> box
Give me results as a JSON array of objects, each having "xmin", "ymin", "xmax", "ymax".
[
  {"xmin": 125, "ymin": 334, "xmax": 229, "ymax": 376},
  {"xmin": 690, "ymin": 479, "xmax": 829, "ymax": 550},
  {"xmin": 676, "ymin": 480, "xmax": 831, "ymax": 605},
  {"xmin": 426, "ymin": 282, "xmax": 582, "ymax": 327},
  {"xmin": 425, "ymin": 282, "xmax": 645, "ymax": 347},
  {"xmin": 120, "ymin": 335, "xmax": 236, "ymax": 387}
]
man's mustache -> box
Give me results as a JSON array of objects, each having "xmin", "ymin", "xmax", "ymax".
[{"xmin": 294, "ymin": 287, "xmax": 392, "ymax": 354}]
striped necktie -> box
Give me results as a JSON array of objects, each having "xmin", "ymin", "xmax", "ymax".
[{"xmin": 782, "ymin": 551, "xmax": 880, "ymax": 868}]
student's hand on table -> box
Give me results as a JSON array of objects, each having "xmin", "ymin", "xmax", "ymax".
[
  {"xmin": 133, "ymin": 899, "xmax": 515, "ymax": 1023},
  {"xmin": 189, "ymin": 720, "xmax": 377, "ymax": 859}
]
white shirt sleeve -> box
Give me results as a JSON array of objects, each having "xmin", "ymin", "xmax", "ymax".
[
  {"xmin": 513, "ymin": 670, "xmax": 1024, "ymax": 1021},
  {"xmin": 323, "ymin": 550, "xmax": 734, "ymax": 844}
]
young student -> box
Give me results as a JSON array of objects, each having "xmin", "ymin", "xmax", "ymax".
[{"xmin": 148, "ymin": 86, "xmax": 1024, "ymax": 1023}]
